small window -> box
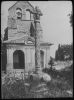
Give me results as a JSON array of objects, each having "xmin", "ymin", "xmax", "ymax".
[{"xmin": 16, "ymin": 8, "xmax": 22, "ymax": 19}]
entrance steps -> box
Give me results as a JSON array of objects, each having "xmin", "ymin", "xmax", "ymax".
[{"xmin": 30, "ymin": 82, "xmax": 49, "ymax": 95}]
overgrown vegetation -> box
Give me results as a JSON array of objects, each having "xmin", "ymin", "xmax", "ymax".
[
  {"xmin": 43, "ymin": 64, "xmax": 73, "ymax": 88},
  {"xmin": 2, "ymin": 63, "xmax": 73, "ymax": 99}
]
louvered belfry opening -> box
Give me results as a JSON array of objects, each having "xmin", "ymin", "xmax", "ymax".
[{"xmin": 13, "ymin": 50, "xmax": 25, "ymax": 69}]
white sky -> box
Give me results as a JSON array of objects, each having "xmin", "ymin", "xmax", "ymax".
[{"xmin": 1, "ymin": 1, "xmax": 72, "ymax": 58}]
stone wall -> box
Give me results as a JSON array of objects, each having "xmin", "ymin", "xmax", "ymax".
[
  {"xmin": 6, "ymin": 44, "xmax": 50, "ymax": 74},
  {"xmin": 7, "ymin": 1, "xmax": 43, "ymax": 41},
  {"xmin": 6, "ymin": 44, "xmax": 35, "ymax": 73}
]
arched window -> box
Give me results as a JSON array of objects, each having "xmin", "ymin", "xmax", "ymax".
[
  {"xmin": 16, "ymin": 8, "xmax": 22, "ymax": 19},
  {"xmin": 26, "ymin": 9, "xmax": 30, "ymax": 20}
]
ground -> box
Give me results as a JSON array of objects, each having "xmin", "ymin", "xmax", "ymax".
[{"xmin": 1, "ymin": 60, "xmax": 73, "ymax": 98}]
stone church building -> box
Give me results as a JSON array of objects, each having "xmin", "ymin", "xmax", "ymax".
[{"xmin": 3, "ymin": 1, "xmax": 52, "ymax": 74}]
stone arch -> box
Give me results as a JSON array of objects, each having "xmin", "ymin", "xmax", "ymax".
[
  {"xmin": 13, "ymin": 50, "xmax": 25, "ymax": 69},
  {"xmin": 40, "ymin": 50, "xmax": 44, "ymax": 68}
]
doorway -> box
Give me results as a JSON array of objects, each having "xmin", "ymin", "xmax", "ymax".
[{"xmin": 13, "ymin": 50, "xmax": 25, "ymax": 69}]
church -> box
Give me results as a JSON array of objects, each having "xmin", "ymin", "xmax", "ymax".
[{"xmin": 3, "ymin": 1, "xmax": 52, "ymax": 74}]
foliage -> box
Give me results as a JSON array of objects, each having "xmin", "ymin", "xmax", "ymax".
[
  {"xmin": 1, "ymin": 39, "xmax": 7, "ymax": 71},
  {"xmin": 30, "ymin": 22, "xmax": 35, "ymax": 38},
  {"xmin": 2, "ymin": 72, "xmax": 72, "ymax": 98},
  {"xmin": 2, "ymin": 79, "xmax": 26, "ymax": 99},
  {"xmin": 68, "ymin": 11, "xmax": 73, "ymax": 27},
  {"xmin": 48, "ymin": 57, "xmax": 54, "ymax": 70},
  {"xmin": 46, "ymin": 78, "xmax": 72, "ymax": 97},
  {"xmin": 3, "ymin": 27, "xmax": 8, "ymax": 41},
  {"xmin": 55, "ymin": 44, "xmax": 73, "ymax": 61},
  {"xmin": 43, "ymin": 63, "xmax": 73, "ymax": 88}
]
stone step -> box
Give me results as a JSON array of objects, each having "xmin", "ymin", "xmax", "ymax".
[
  {"xmin": 30, "ymin": 89, "xmax": 49, "ymax": 94},
  {"xmin": 35, "ymin": 88, "xmax": 49, "ymax": 93},
  {"xmin": 35, "ymin": 85, "xmax": 47, "ymax": 91},
  {"xmin": 24, "ymin": 83, "xmax": 30, "ymax": 86},
  {"xmin": 36, "ymin": 83, "xmax": 47, "ymax": 88},
  {"xmin": 30, "ymin": 84, "xmax": 49, "ymax": 93},
  {"xmin": 30, "ymin": 83, "xmax": 47, "ymax": 91},
  {"xmin": 66, "ymin": 90, "xmax": 72, "ymax": 95}
]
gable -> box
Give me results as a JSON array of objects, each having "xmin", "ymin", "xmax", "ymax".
[
  {"xmin": 8, "ymin": 1, "xmax": 35, "ymax": 19},
  {"xmin": 8, "ymin": 1, "xmax": 34, "ymax": 11}
]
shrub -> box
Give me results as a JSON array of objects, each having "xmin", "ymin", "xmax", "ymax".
[{"xmin": 2, "ymin": 77, "xmax": 28, "ymax": 99}]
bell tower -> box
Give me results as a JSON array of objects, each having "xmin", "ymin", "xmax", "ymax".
[{"xmin": 7, "ymin": 1, "xmax": 42, "ymax": 43}]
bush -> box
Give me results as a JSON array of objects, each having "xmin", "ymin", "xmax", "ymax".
[
  {"xmin": 42, "ymin": 64, "xmax": 73, "ymax": 87},
  {"xmin": 2, "ymin": 77, "xmax": 28, "ymax": 99}
]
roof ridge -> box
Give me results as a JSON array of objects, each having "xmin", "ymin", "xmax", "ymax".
[
  {"xmin": 3, "ymin": 35, "xmax": 26, "ymax": 43},
  {"xmin": 8, "ymin": 1, "xmax": 34, "ymax": 11}
]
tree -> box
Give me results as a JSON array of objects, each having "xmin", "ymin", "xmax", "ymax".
[
  {"xmin": 3, "ymin": 27, "xmax": 8, "ymax": 41},
  {"xmin": 55, "ymin": 44, "xmax": 62, "ymax": 61},
  {"xmin": 70, "ymin": 12, "xmax": 73, "ymax": 27},
  {"xmin": 68, "ymin": 11, "xmax": 73, "ymax": 27},
  {"xmin": 48, "ymin": 57, "xmax": 54, "ymax": 70},
  {"xmin": 55, "ymin": 44, "xmax": 73, "ymax": 61},
  {"xmin": 30, "ymin": 22, "xmax": 35, "ymax": 38},
  {"xmin": 1, "ymin": 35, "xmax": 7, "ymax": 72}
]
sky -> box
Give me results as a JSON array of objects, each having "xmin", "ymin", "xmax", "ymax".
[{"xmin": 1, "ymin": 1, "xmax": 72, "ymax": 58}]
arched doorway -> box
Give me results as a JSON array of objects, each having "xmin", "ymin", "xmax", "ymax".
[
  {"xmin": 13, "ymin": 50, "xmax": 25, "ymax": 69},
  {"xmin": 40, "ymin": 50, "xmax": 44, "ymax": 68}
]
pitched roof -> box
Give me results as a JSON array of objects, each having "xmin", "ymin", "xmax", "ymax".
[
  {"xmin": 3, "ymin": 37, "xmax": 53, "ymax": 46},
  {"xmin": 40, "ymin": 42, "xmax": 53, "ymax": 46},
  {"xmin": 8, "ymin": 1, "xmax": 35, "ymax": 11},
  {"xmin": 3, "ymin": 35, "xmax": 35, "ymax": 44}
]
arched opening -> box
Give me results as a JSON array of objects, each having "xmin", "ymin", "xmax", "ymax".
[
  {"xmin": 40, "ymin": 50, "xmax": 44, "ymax": 68},
  {"xmin": 26, "ymin": 10, "xmax": 30, "ymax": 20},
  {"xmin": 13, "ymin": 50, "xmax": 25, "ymax": 69},
  {"xmin": 16, "ymin": 8, "xmax": 22, "ymax": 19}
]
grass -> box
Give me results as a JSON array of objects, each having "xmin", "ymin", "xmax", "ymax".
[{"xmin": 46, "ymin": 78, "xmax": 72, "ymax": 97}]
